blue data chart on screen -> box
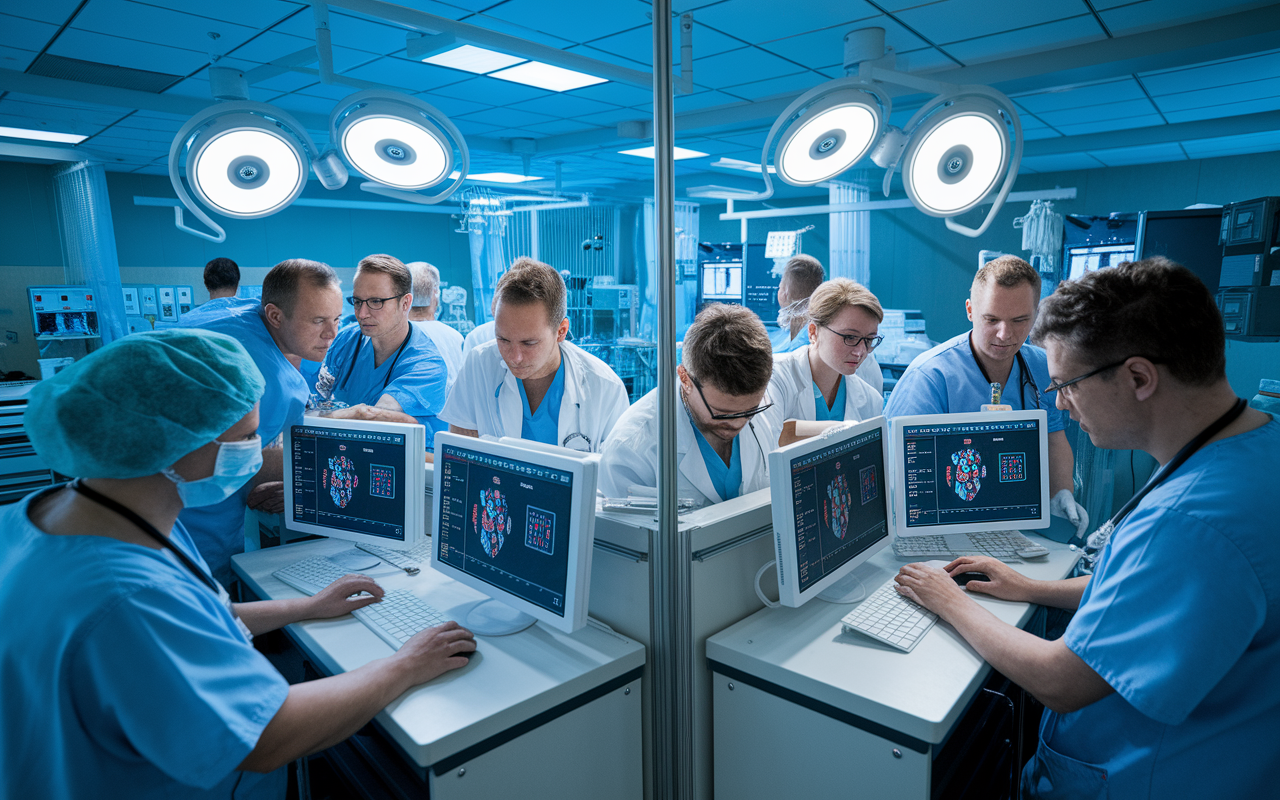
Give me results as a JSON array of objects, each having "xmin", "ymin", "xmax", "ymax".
[
  {"xmin": 437, "ymin": 446, "xmax": 574, "ymax": 616},
  {"xmin": 291, "ymin": 427, "xmax": 407, "ymax": 541},
  {"xmin": 902, "ymin": 419, "xmax": 1042, "ymax": 528},
  {"xmin": 789, "ymin": 428, "xmax": 888, "ymax": 593}
]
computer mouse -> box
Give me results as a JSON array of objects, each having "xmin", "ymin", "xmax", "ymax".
[{"xmin": 953, "ymin": 572, "xmax": 991, "ymax": 587}]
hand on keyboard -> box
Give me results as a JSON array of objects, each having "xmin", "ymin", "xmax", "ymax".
[
  {"xmin": 394, "ymin": 620, "xmax": 478, "ymax": 685},
  {"xmin": 893, "ymin": 561, "xmax": 970, "ymax": 621},
  {"xmin": 940, "ymin": 556, "xmax": 1033, "ymax": 603},
  {"xmin": 307, "ymin": 574, "xmax": 386, "ymax": 619}
]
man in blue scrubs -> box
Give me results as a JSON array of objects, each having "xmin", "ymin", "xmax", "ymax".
[
  {"xmin": 771, "ymin": 253, "xmax": 825, "ymax": 353},
  {"xmin": 884, "ymin": 256, "xmax": 1087, "ymax": 535},
  {"xmin": 177, "ymin": 258, "xmax": 345, "ymax": 586},
  {"xmin": 894, "ymin": 257, "xmax": 1280, "ymax": 799},
  {"xmin": 315, "ymin": 254, "xmax": 448, "ymax": 432}
]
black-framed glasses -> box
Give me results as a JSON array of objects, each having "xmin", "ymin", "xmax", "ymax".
[
  {"xmin": 821, "ymin": 325, "xmax": 884, "ymax": 351},
  {"xmin": 347, "ymin": 293, "xmax": 407, "ymax": 311},
  {"xmin": 1043, "ymin": 356, "xmax": 1161, "ymax": 394},
  {"xmin": 689, "ymin": 376, "xmax": 773, "ymax": 420}
]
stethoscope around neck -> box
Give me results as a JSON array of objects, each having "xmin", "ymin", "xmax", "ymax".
[
  {"xmin": 970, "ymin": 334, "xmax": 1039, "ymax": 409},
  {"xmin": 338, "ymin": 325, "xmax": 412, "ymax": 394}
]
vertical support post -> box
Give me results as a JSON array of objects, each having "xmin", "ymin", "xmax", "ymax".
[{"xmin": 650, "ymin": 1, "xmax": 694, "ymax": 798}]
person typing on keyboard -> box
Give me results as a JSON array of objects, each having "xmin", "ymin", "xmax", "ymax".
[
  {"xmin": 1, "ymin": 330, "xmax": 475, "ymax": 800},
  {"xmin": 892, "ymin": 258, "xmax": 1279, "ymax": 800}
]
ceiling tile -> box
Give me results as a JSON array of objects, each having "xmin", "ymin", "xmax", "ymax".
[
  {"xmin": 894, "ymin": 0, "xmax": 1090, "ymax": 45},
  {"xmin": 71, "ymin": 0, "xmax": 261, "ymax": 57},
  {"xmin": 341, "ymin": 56, "xmax": 463, "ymax": 91},
  {"xmin": 48, "ymin": 28, "xmax": 211, "ymax": 75},
  {"xmin": 482, "ymin": 0, "xmax": 651, "ymax": 44},
  {"xmin": 692, "ymin": 0, "xmax": 879, "ymax": 43},
  {"xmin": 757, "ymin": 14, "xmax": 928, "ymax": 67},
  {"xmin": 1162, "ymin": 95, "xmax": 1280, "ymax": 123},
  {"xmin": 133, "ymin": 0, "xmax": 305, "ymax": 29},
  {"xmin": 565, "ymin": 81, "xmax": 653, "ymax": 108},
  {"xmin": 1037, "ymin": 97, "xmax": 1158, "ymax": 126},
  {"xmin": 1100, "ymin": 0, "xmax": 1273, "ymax": 37},
  {"xmin": 561, "ymin": 44, "xmax": 649, "ymax": 72},
  {"xmin": 249, "ymin": 70, "xmax": 320, "ymax": 94},
  {"xmin": 1014, "ymin": 78, "xmax": 1146, "ymax": 113},
  {"xmin": 1053, "ymin": 113, "xmax": 1165, "ymax": 137},
  {"xmin": 267, "ymin": 92, "xmax": 339, "ymax": 115},
  {"xmin": 458, "ymin": 106, "xmax": 558, "ymax": 128},
  {"xmin": 224, "ymin": 30, "xmax": 314, "ymax": 65},
  {"xmin": 577, "ymin": 108, "xmax": 647, "ymax": 127},
  {"xmin": 719, "ymin": 71, "xmax": 826, "ymax": 101},
  {"xmin": 507, "ymin": 93, "xmax": 622, "ymax": 118},
  {"xmin": 1017, "ymin": 152, "xmax": 1106, "ymax": 172},
  {"xmin": 942, "ymin": 15, "xmax": 1105, "ymax": 65},
  {"xmin": 1153, "ymin": 76, "xmax": 1280, "ymax": 113},
  {"xmin": 674, "ymin": 89, "xmax": 743, "ymax": 113},
  {"xmin": 421, "ymin": 94, "xmax": 492, "ymax": 118},
  {"xmin": 454, "ymin": 14, "xmax": 578, "ymax": 50},
  {"xmin": 1023, "ymin": 127, "xmax": 1064, "ymax": 140},
  {"xmin": 451, "ymin": 118, "xmax": 504, "ymax": 136},
  {"xmin": 432, "ymin": 75, "xmax": 551, "ymax": 106},
  {"xmin": 693, "ymin": 47, "xmax": 802, "ymax": 88},
  {"xmin": 0, "ymin": 13, "xmax": 60, "ymax": 52},
  {"xmin": 1141, "ymin": 50, "xmax": 1280, "ymax": 96},
  {"xmin": 1180, "ymin": 129, "xmax": 1280, "ymax": 158},
  {"xmin": 0, "ymin": 44, "xmax": 38, "ymax": 72},
  {"xmin": 525, "ymin": 118, "xmax": 604, "ymax": 135},
  {"xmin": 583, "ymin": 25, "xmax": 745, "ymax": 66},
  {"xmin": 1087, "ymin": 142, "xmax": 1187, "ymax": 166}
]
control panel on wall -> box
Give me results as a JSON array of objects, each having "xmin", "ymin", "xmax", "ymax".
[
  {"xmin": 157, "ymin": 287, "xmax": 178, "ymax": 322},
  {"xmin": 1219, "ymin": 197, "xmax": 1280, "ymax": 288},
  {"xmin": 28, "ymin": 287, "xmax": 101, "ymax": 341},
  {"xmin": 176, "ymin": 286, "xmax": 193, "ymax": 315}
]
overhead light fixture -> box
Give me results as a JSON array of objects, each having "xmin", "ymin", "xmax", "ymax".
[
  {"xmin": 489, "ymin": 61, "xmax": 607, "ymax": 92},
  {"xmin": 467, "ymin": 172, "xmax": 543, "ymax": 183},
  {"xmin": 711, "ymin": 157, "xmax": 775, "ymax": 174},
  {"xmin": 330, "ymin": 90, "xmax": 469, "ymax": 205},
  {"xmin": 0, "ymin": 125, "xmax": 87, "ymax": 144},
  {"xmin": 169, "ymin": 102, "xmax": 347, "ymax": 243},
  {"xmin": 619, "ymin": 145, "xmax": 709, "ymax": 160},
  {"xmin": 740, "ymin": 27, "xmax": 1023, "ymax": 237},
  {"xmin": 425, "ymin": 45, "xmax": 526, "ymax": 74}
]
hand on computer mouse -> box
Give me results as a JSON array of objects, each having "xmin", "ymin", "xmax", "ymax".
[
  {"xmin": 397, "ymin": 621, "xmax": 477, "ymax": 686},
  {"xmin": 943, "ymin": 557, "xmax": 1031, "ymax": 601}
]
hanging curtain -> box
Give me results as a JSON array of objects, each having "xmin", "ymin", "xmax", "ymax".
[
  {"xmin": 52, "ymin": 161, "xmax": 128, "ymax": 347},
  {"xmin": 465, "ymin": 193, "xmax": 512, "ymax": 325},
  {"xmin": 640, "ymin": 199, "xmax": 698, "ymax": 340},
  {"xmin": 828, "ymin": 180, "xmax": 870, "ymax": 286}
]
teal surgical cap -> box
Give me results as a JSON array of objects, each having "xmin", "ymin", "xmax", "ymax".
[{"xmin": 26, "ymin": 329, "xmax": 266, "ymax": 479}]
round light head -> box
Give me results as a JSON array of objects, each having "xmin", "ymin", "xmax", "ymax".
[
  {"xmin": 902, "ymin": 99, "xmax": 1011, "ymax": 218},
  {"xmin": 775, "ymin": 89, "xmax": 882, "ymax": 186},
  {"xmin": 185, "ymin": 114, "xmax": 306, "ymax": 219},
  {"xmin": 336, "ymin": 98, "xmax": 451, "ymax": 190}
]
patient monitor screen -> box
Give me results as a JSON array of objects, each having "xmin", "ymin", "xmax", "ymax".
[
  {"xmin": 290, "ymin": 425, "xmax": 408, "ymax": 541},
  {"xmin": 901, "ymin": 418, "xmax": 1044, "ymax": 528},
  {"xmin": 788, "ymin": 426, "xmax": 888, "ymax": 593},
  {"xmin": 436, "ymin": 444, "xmax": 575, "ymax": 617}
]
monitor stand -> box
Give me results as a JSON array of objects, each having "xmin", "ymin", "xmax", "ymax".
[
  {"xmin": 462, "ymin": 600, "xmax": 537, "ymax": 636},
  {"xmin": 816, "ymin": 565, "xmax": 872, "ymax": 604},
  {"xmin": 328, "ymin": 549, "xmax": 382, "ymax": 572}
]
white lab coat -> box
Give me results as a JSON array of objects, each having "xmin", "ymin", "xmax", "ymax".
[
  {"xmin": 413, "ymin": 319, "xmax": 463, "ymax": 391},
  {"xmin": 599, "ymin": 386, "xmax": 775, "ymax": 509},
  {"xmin": 764, "ymin": 346, "xmax": 883, "ymax": 430},
  {"xmin": 462, "ymin": 320, "xmax": 495, "ymax": 360},
  {"xmin": 439, "ymin": 339, "xmax": 629, "ymax": 453}
]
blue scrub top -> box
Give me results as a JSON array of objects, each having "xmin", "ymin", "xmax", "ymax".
[
  {"xmin": 691, "ymin": 422, "xmax": 742, "ymax": 502},
  {"xmin": 883, "ymin": 332, "xmax": 1066, "ymax": 432},
  {"xmin": 177, "ymin": 301, "xmax": 310, "ymax": 586},
  {"xmin": 812, "ymin": 376, "xmax": 847, "ymax": 421},
  {"xmin": 321, "ymin": 323, "xmax": 449, "ymax": 433},
  {"xmin": 0, "ymin": 492, "xmax": 289, "ymax": 800},
  {"xmin": 153, "ymin": 296, "xmax": 260, "ymax": 330},
  {"xmin": 518, "ymin": 357, "xmax": 566, "ymax": 446},
  {"xmin": 1023, "ymin": 419, "xmax": 1280, "ymax": 799},
  {"xmin": 779, "ymin": 326, "xmax": 810, "ymax": 353}
]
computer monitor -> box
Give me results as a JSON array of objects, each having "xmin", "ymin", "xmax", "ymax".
[
  {"xmin": 1065, "ymin": 243, "xmax": 1136, "ymax": 281},
  {"xmin": 284, "ymin": 417, "xmax": 428, "ymax": 568},
  {"xmin": 430, "ymin": 432, "xmax": 598, "ymax": 636},
  {"xmin": 28, "ymin": 286, "xmax": 101, "ymax": 340},
  {"xmin": 892, "ymin": 410, "xmax": 1050, "ymax": 538},
  {"xmin": 700, "ymin": 260, "xmax": 743, "ymax": 301},
  {"xmin": 767, "ymin": 417, "xmax": 892, "ymax": 607}
]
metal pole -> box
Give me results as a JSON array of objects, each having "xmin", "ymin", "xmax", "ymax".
[{"xmin": 650, "ymin": 1, "xmax": 694, "ymax": 798}]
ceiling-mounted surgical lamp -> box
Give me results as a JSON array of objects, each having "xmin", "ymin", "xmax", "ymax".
[
  {"xmin": 732, "ymin": 28, "xmax": 1023, "ymax": 238},
  {"xmin": 330, "ymin": 90, "xmax": 469, "ymax": 205},
  {"xmin": 168, "ymin": 102, "xmax": 347, "ymax": 243}
]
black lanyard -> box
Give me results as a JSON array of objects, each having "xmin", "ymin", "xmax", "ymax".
[
  {"xmin": 970, "ymin": 333, "xmax": 1038, "ymax": 410},
  {"xmin": 1102, "ymin": 397, "xmax": 1248, "ymax": 533},
  {"xmin": 339, "ymin": 325, "xmax": 412, "ymax": 394},
  {"xmin": 69, "ymin": 479, "xmax": 219, "ymax": 594}
]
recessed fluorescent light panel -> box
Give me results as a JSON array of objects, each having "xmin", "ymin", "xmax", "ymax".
[
  {"xmin": 467, "ymin": 172, "xmax": 543, "ymax": 183},
  {"xmin": 712, "ymin": 157, "xmax": 776, "ymax": 174},
  {"xmin": 619, "ymin": 146, "xmax": 709, "ymax": 160},
  {"xmin": 425, "ymin": 45, "xmax": 526, "ymax": 74},
  {"xmin": 0, "ymin": 125, "xmax": 87, "ymax": 144},
  {"xmin": 489, "ymin": 61, "xmax": 607, "ymax": 92}
]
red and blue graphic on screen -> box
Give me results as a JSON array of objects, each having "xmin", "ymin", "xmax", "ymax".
[
  {"xmin": 325, "ymin": 454, "xmax": 358, "ymax": 509},
  {"xmin": 946, "ymin": 447, "xmax": 986, "ymax": 503},
  {"xmin": 525, "ymin": 506, "xmax": 556, "ymax": 555},
  {"xmin": 475, "ymin": 487, "xmax": 509, "ymax": 557}
]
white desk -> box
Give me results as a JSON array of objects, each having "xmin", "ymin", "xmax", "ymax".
[
  {"xmin": 706, "ymin": 536, "xmax": 1080, "ymax": 800},
  {"xmin": 233, "ymin": 538, "xmax": 645, "ymax": 800}
]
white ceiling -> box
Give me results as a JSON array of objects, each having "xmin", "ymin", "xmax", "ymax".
[{"xmin": 3, "ymin": 0, "xmax": 1280, "ymax": 197}]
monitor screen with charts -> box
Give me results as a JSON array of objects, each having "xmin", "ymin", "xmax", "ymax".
[
  {"xmin": 1066, "ymin": 244, "xmax": 1135, "ymax": 281},
  {"xmin": 700, "ymin": 261, "xmax": 743, "ymax": 301},
  {"xmin": 431, "ymin": 433, "xmax": 598, "ymax": 634},
  {"xmin": 767, "ymin": 417, "xmax": 892, "ymax": 607},
  {"xmin": 284, "ymin": 417, "xmax": 428, "ymax": 550},
  {"xmin": 28, "ymin": 286, "xmax": 101, "ymax": 340},
  {"xmin": 892, "ymin": 410, "xmax": 1050, "ymax": 537}
]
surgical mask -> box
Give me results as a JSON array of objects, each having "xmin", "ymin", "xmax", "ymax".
[{"xmin": 163, "ymin": 436, "xmax": 263, "ymax": 508}]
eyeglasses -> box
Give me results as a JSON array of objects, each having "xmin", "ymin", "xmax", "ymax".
[
  {"xmin": 689, "ymin": 376, "xmax": 773, "ymax": 421},
  {"xmin": 1043, "ymin": 356, "xmax": 1160, "ymax": 395},
  {"xmin": 821, "ymin": 325, "xmax": 884, "ymax": 351},
  {"xmin": 347, "ymin": 293, "xmax": 407, "ymax": 311}
]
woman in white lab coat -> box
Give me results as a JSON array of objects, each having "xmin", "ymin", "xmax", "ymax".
[{"xmin": 765, "ymin": 278, "xmax": 885, "ymax": 438}]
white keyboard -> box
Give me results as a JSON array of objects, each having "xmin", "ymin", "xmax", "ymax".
[
  {"xmin": 841, "ymin": 577, "xmax": 939, "ymax": 653},
  {"xmin": 272, "ymin": 556, "xmax": 352, "ymax": 595},
  {"xmin": 355, "ymin": 540, "xmax": 433, "ymax": 574},
  {"xmin": 893, "ymin": 530, "xmax": 1049, "ymax": 562},
  {"xmin": 352, "ymin": 589, "xmax": 449, "ymax": 650}
]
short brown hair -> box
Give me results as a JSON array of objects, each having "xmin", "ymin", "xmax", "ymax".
[
  {"xmin": 781, "ymin": 254, "xmax": 825, "ymax": 300},
  {"xmin": 973, "ymin": 255, "xmax": 1041, "ymax": 297},
  {"xmin": 682, "ymin": 304, "xmax": 772, "ymax": 396},
  {"xmin": 808, "ymin": 278, "xmax": 883, "ymax": 327},
  {"xmin": 261, "ymin": 259, "xmax": 339, "ymax": 316},
  {"xmin": 356, "ymin": 253, "xmax": 412, "ymax": 298},
  {"xmin": 495, "ymin": 256, "xmax": 566, "ymax": 327},
  {"xmin": 1032, "ymin": 256, "xmax": 1226, "ymax": 386}
]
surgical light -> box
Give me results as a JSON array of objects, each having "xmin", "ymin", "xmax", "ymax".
[
  {"xmin": 169, "ymin": 102, "xmax": 346, "ymax": 243},
  {"xmin": 773, "ymin": 87, "xmax": 885, "ymax": 186},
  {"xmin": 331, "ymin": 90, "xmax": 468, "ymax": 205}
]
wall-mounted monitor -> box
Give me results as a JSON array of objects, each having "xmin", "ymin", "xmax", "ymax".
[{"xmin": 28, "ymin": 286, "xmax": 100, "ymax": 341}]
